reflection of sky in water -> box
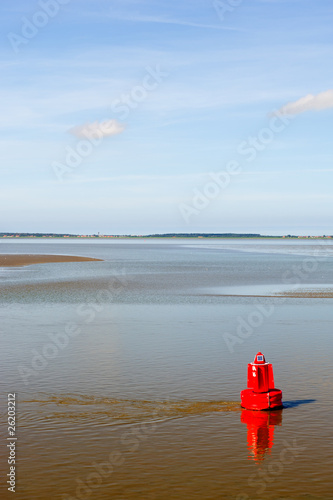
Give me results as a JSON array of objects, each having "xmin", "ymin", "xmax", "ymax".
[
  {"xmin": 0, "ymin": 240, "xmax": 332, "ymax": 499},
  {"xmin": 1, "ymin": 239, "xmax": 333, "ymax": 306}
]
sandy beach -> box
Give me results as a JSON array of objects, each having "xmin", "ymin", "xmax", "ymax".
[{"xmin": 0, "ymin": 254, "xmax": 103, "ymax": 267}]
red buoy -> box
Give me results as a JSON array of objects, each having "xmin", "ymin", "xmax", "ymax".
[{"xmin": 240, "ymin": 352, "xmax": 283, "ymax": 410}]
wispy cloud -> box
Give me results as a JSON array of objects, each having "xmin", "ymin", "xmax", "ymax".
[
  {"xmin": 68, "ymin": 120, "xmax": 125, "ymax": 139},
  {"xmin": 108, "ymin": 12, "xmax": 241, "ymax": 31},
  {"xmin": 278, "ymin": 89, "xmax": 333, "ymax": 115}
]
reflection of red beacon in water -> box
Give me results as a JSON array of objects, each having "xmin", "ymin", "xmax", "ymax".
[
  {"xmin": 240, "ymin": 352, "xmax": 283, "ymax": 410},
  {"xmin": 241, "ymin": 409, "xmax": 282, "ymax": 462}
]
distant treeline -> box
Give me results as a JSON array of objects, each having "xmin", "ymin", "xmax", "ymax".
[
  {"xmin": 0, "ymin": 233, "xmax": 79, "ymax": 238},
  {"xmin": 1, "ymin": 232, "xmax": 283, "ymax": 238},
  {"xmin": 1, "ymin": 233, "xmax": 331, "ymax": 239},
  {"xmin": 144, "ymin": 233, "xmax": 270, "ymax": 238}
]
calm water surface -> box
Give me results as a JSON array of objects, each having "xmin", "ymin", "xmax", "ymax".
[{"xmin": 1, "ymin": 239, "xmax": 333, "ymax": 499}]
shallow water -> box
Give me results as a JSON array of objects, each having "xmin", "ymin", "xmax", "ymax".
[{"xmin": 1, "ymin": 239, "xmax": 333, "ymax": 499}]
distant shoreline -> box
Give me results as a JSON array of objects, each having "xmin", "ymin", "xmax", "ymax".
[
  {"xmin": 0, "ymin": 254, "xmax": 103, "ymax": 267},
  {"xmin": 0, "ymin": 233, "xmax": 332, "ymax": 240}
]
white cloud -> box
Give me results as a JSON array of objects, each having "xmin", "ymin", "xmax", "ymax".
[
  {"xmin": 278, "ymin": 89, "xmax": 333, "ymax": 115},
  {"xmin": 68, "ymin": 120, "xmax": 125, "ymax": 139}
]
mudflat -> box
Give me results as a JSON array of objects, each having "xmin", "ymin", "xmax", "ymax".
[{"xmin": 0, "ymin": 254, "xmax": 103, "ymax": 267}]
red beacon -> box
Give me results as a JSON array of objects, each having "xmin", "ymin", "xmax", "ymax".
[{"xmin": 240, "ymin": 352, "xmax": 283, "ymax": 410}]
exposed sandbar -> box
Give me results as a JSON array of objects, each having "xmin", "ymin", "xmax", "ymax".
[
  {"xmin": 278, "ymin": 288, "xmax": 333, "ymax": 298},
  {"xmin": 200, "ymin": 289, "xmax": 333, "ymax": 298},
  {"xmin": 0, "ymin": 254, "xmax": 103, "ymax": 267}
]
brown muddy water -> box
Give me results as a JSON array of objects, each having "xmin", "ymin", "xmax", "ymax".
[{"xmin": 1, "ymin": 239, "xmax": 333, "ymax": 499}]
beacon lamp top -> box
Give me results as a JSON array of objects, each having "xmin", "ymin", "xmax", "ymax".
[
  {"xmin": 240, "ymin": 351, "xmax": 283, "ymax": 411},
  {"xmin": 254, "ymin": 352, "xmax": 266, "ymax": 364}
]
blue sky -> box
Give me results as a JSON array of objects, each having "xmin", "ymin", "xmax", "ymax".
[{"xmin": 1, "ymin": 0, "xmax": 333, "ymax": 235}]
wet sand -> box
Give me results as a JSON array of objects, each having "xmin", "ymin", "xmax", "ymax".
[
  {"xmin": 200, "ymin": 286, "xmax": 333, "ymax": 298},
  {"xmin": 278, "ymin": 288, "xmax": 333, "ymax": 298},
  {"xmin": 0, "ymin": 254, "xmax": 103, "ymax": 267},
  {"xmin": 202, "ymin": 291, "xmax": 333, "ymax": 298},
  {"xmin": 22, "ymin": 395, "xmax": 241, "ymax": 426},
  {"xmin": 1, "ymin": 278, "xmax": 333, "ymax": 299}
]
